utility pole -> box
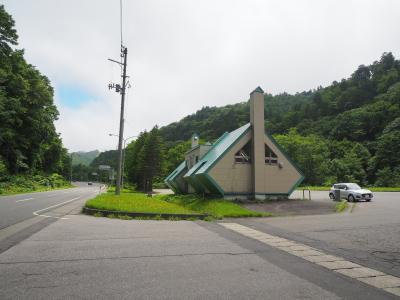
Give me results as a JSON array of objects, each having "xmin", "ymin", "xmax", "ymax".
[
  {"xmin": 108, "ymin": 47, "xmax": 128, "ymax": 195},
  {"xmin": 108, "ymin": 0, "xmax": 128, "ymax": 195},
  {"xmin": 116, "ymin": 47, "xmax": 127, "ymax": 195}
]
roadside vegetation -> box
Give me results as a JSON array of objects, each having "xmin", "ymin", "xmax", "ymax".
[
  {"xmin": 86, "ymin": 192, "xmax": 195, "ymax": 215},
  {"xmin": 0, "ymin": 6, "xmax": 72, "ymax": 195},
  {"xmin": 0, "ymin": 174, "xmax": 72, "ymax": 195},
  {"xmin": 335, "ymin": 200, "xmax": 348, "ymax": 213},
  {"xmin": 84, "ymin": 189, "xmax": 269, "ymax": 220}
]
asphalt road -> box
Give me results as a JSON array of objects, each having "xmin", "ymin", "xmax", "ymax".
[
  {"xmin": 0, "ymin": 182, "xmax": 101, "ymax": 230},
  {"xmin": 0, "ymin": 216, "xmax": 394, "ymax": 299},
  {"xmin": 0, "ymin": 190, "xmax": 398, "ymax": 299},
  {"xmin": 234, "ymin": 191, "xmax": 400, "ymax": 278}
]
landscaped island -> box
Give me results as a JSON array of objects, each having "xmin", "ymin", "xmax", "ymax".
[{"xmin": 84, "ymin": 189, "xmax": 269, "ymax": 220}]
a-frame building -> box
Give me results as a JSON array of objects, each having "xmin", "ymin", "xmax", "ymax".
[{"xmin": 165, "ymin": 87, "xmax": 304, "ymax": 200}]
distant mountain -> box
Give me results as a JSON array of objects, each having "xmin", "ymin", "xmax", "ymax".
[
  {"xmin": 89, "ymin": 150, "xmax": 118, "ymax": 171},
  {"xmin": 71, "ymin": 150, "xmax": 100, "ymax": 166}
]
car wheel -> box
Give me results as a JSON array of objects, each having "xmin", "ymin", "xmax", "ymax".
[
  {"xmin": 348, "ymin": 195, "xmax": 355, "ymax": 202},
  {"xmin": 329, "ymin": 193, "xmax": 335, "ymax": 200},
  {"xmin": 366, "ymin": 199, "xmax": 371, "ymax": 202}
]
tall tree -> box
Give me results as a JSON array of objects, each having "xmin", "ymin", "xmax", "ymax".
[
  {"xmin": 0, "ymin": 5, "xmax": 66, "ymax": 176},
  {"xmin": 138, "ymin": 126, "xmax": 164, "ymax": 192}
]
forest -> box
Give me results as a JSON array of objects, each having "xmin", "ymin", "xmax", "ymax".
[
  {"xmin": 0, "ymin": 5, "xmax": 70, "ymax": 193},
  {"xmin": 82, "ymin": 52, "xmax": 400, "ymax": 190},
  {"xmin": 157, "ymin": 52, "xmax": 400, "ymax": 187}
]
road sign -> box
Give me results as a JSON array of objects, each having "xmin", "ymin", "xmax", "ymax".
[{"xmin": 99, "ymin": 165, "xmax": 111, "ymax": 170}]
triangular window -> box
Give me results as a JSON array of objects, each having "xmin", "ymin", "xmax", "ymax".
[
  {"xmin": 265, "ymin": 144, "xmax": 278, "ymax": 165},
  {"xmin": 234, "ymin": 141, "xmax": 252, "ymax": 163}
]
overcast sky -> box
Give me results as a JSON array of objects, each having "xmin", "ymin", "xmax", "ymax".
[{"xmin": 3, "ymin": 0, "xmax": 400, "ymax": 152}]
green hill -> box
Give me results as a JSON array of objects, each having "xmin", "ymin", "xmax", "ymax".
[
  {"xmin": 71, "ymin": 150, "xmax": 99, "ymax": 166},
  {"xmin": 159, "ymin": 52, "xmax": 400, "ymax": 187}
]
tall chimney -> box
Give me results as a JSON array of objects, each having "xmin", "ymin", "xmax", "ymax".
[{"xmin": 250, "ymin": 87, "xmax": 265, "ymax": 199}]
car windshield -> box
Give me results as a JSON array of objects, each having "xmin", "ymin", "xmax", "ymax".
[{"xmin": 347, "ymin": 183, "xmax": 361, "ymax": 190}]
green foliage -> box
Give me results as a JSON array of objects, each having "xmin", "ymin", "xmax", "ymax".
[
  {"xmin": 85, "ymin": 192, "xmax": 196, "ymax": 214},
  {"xmin": 374, "ymin": 167, "xmax": 400, "ymax": 187},
  {"xmin": 335, "ymin": 200, "xmax": 348, "ymax": 213},
  {"xmin": 0, "ymin": 4, "xmax": 18, "ymax": 52},
  {"xmin": 0, "ymin": 5, "xmax": 70, "ymax": 179},
  {"xmin": 125, "ymin": 127, "xmax": 164, "ymax": 191},
  {"xmin": 90, "ymin": 150, "xmax": 118, "ymax": 170},
  {"xmin": 71, "ymin": 150, "xmax": 99, "ymax": 166},
  {"xmin": 88, "ymin": 150, "xmax": 118, "ymax": 183},
  {"xmin": 164, "ymin": 140, "xmax": 191, "ymax": 176},
  {"xmin": 84, "ymin": 191, "xmax": 268, "ymax": 219},
  {"xmin": 71, "ymin": 163, "xmax": 90, "ymax": 181},
  {"xmin": 274, "ymin": 129, "xmax": 329, "ymax": 185},
  {"xmin": 0, "ymin": 174, "xmax": 72, "ymax": 195},
  {"xmin": 0, "ymin": 156, "xmax": 8, "ymax": 180},
  {"xmin": 158, "ymin": 52, "xmax": 400, "ymax": 187}
]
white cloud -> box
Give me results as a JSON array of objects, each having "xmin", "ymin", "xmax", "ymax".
[{"xmin": 3, "ymin": 0, "xmax": 400, "ymax": 151}]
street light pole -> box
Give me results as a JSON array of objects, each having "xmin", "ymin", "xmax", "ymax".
[{"xmin": 70, "ymin": 153, "xmax": 73, "ymax": 183}]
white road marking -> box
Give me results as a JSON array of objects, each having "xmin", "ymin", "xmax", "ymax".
[
  {"xmin": 219, "ymin": 223, "xmax": 400, "ymax": 297},
  {"xmin": 16, "ymin": 198, "xmax": 34, "ymax": 203},
  {"xmin": 33, "ymin": 196, "xmax": 81, "ymax": 219},
  {"xmin": 47, "ymin": 194, "xmax": 57, "ymax": 197}
]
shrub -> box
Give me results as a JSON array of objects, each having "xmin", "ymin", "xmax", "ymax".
[{"xmin": 375, "ymin": 167, "xmax": 400, "ymax": 187}]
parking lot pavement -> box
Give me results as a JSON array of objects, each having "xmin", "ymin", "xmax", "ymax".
[
  {"xmin": 234, "ymin": 192, "xmax": 400, "ymax": 278},
  {"xmin": 0, "ymin": 215, "xmax": 393, "ymax": 300}
]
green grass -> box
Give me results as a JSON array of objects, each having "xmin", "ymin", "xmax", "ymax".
[
  {"xmin": 297, "ymin": 186, "xmax": 331, "ymax": 191},
  {"xmin": 298, "ymin": 186, "xmax": 400, "ymax": 192},
  {"xmin": 85, "ymin": 192, "xmax": 196, "ymax": 215},
  {"xmin": 368, "ymin": 187, "xmax": 400, "ymax": 192},
  {"xmin": 335, "ymin": 200, "xmax": 348, "ymax": 213},
  {"xmin": 85, "ymin": 191, "xmax": 270, "ymax": 219},
  {"xmin": 107, "ymin": 185, "xmax": 136, "ymax": 193},
  {"xmin": 158, "ymin": 194, "xmax": 271, "ymax": 219}
]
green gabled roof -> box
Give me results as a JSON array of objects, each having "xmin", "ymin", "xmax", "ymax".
[
  {"xmin": 184, "ymin": 123, "xmax": 251, "ymax": 178},
  {"xmin": 165, "ymin": 161, "xmax": 187, "ymax": 193},
  {"xmin": 250, "ymin": 86, "xmax": 264, "ymax": 94},
  {"xmin": 165, "ymin": 161, "xmax": 186, "ymax": 182}
]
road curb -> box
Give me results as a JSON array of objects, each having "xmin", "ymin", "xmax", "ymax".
[{"xmin": 82, "ymin": 206, "xmax": 209, "ymax": 220}]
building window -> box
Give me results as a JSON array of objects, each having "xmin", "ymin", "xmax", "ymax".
[
  {"xmin": 265, "ymin": 144, "xmax": 278, "ymax": 165},
  {"xmin": 235, "ymin": 141, "xmax": 252, "ymax": 163}
]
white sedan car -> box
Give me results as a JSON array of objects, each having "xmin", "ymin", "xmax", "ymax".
[{"xmin": 329, "ymin": 183, "xmax": 373, "ymax": 202}]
